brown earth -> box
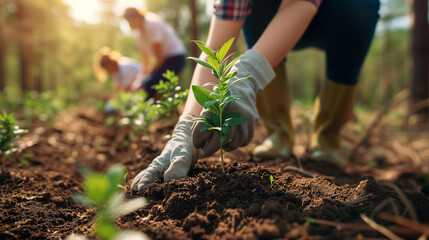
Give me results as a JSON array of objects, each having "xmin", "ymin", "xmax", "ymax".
[{"xmin": 1, "ymin": 106, "xmax": 429, "ymax": 240}]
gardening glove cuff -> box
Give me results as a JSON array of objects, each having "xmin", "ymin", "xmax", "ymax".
[
  {"xmin": 193, "ymin": 49, "xmax": 275, "ymax": 156},
  {"xmin": 131, "ymin": 115, "xmax": 201, "ymax": 192}
]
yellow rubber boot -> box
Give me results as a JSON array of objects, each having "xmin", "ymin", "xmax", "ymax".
[
  {"xmin": 253, "ymin": 61, "xmax": 294, "ymax": 158},
  {"xmin": 310, "ymin": 79, "xmax": 357, "ymax": 167}
]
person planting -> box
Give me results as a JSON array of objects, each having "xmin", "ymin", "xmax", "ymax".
[
  {"xmin": 93, "ymin": 47, "xmax": 144, "ymax": 93},
  {"xmin": 131, "ymin": 0, "xmax": 380, "ymax": 192},
  {"xmin": 123, "ymin": 7, "xmax": 186, "ymax": 99}
]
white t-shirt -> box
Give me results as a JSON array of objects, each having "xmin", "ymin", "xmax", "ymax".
[
  {"xmin": 113, "ymin": 57, "xmax": 142, "ymax": 89},
  {"xmin": 136, "ymin": 12, "xmax": 186, "ymax": 58}
]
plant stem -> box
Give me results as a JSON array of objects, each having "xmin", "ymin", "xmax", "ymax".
[
  {"xmin": 220, "ymin": 147, "xmax": 225, "ymax": 173},
  {"xmin": 219, "ymin": 107, "xmax": 225, "ymax": 173}
]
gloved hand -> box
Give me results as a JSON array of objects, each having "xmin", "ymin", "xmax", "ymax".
[
  {"xmin": 192, "ymin": 50, "xmax": 276, "ymax": 156},
  {"xmin": 131, "ymin": 115, "xmax": 200, "ymax": 192}
]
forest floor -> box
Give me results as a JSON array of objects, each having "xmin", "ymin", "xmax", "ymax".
[{"xmin": 1, "ymin": 105, "xmax": 429, "ymax": 240}]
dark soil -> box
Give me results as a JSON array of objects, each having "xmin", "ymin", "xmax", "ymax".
[{"xmin": 1, "ymin": 106, "xmax": 428, "ymax": 240}]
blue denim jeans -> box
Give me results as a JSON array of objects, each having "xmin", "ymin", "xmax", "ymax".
[
  {"xmin": 144, "ymin": 54, "xmax": 185, "ymax": 98},
  {"xmin": 243, "ymin": 0, "xmax": 380, "ymax": 85}
]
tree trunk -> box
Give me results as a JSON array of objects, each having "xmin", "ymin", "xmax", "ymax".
[
  {"xmin": 410, "ymin": 0, "xmax": 429, "ymax": 123},
  {"xmin": 16, "ymin": 0, "xmax": 31, "ymax": 92},
  {"xmin": 0, "ymin": 22, "xmax": 6, "ymax": 92},
  {"xmin": 34, "ymin": 51, "xmax": 43, "ymax": 92},
  {"xmin": 189, "ymin": 0, "xmax": 199, "ymax": 70}
]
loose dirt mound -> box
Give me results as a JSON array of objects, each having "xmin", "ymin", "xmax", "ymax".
[{"xmin": 1, "ymin": 106, "xmax": 428, "ymax": 239}]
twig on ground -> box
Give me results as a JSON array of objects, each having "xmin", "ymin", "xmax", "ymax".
[
  {"xmin": 377, "ymin": 212, "xmax": 429, "ymax": 235},
  {"xmin": 360, "ymin": 214, "xmax": 403, "ymax": 240},
  {"xmin": 345, "ymin": 193, "xmax": 374, "ymax": 205},
  {"xmin": 290, "ymin": 154, "xmax": 304, "ymax": 170},
  {"xmin": 370, "ymin": 198, "xmax": 400, "ymax": 219},
  {"xmin": 379, "ymin": 181, "xmax": 419, "ymax": 222},
  {"xmin": 285, "ymin": 166, "xmax": 314, "ymax": 178},
  {"xmin": 308, "ymin": 218, "xmax": 420, "ymax": 236}
]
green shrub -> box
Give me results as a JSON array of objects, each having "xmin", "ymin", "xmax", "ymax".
[{"xmin": 0, "ymin": 112, "xmax": 28, "ymax": 173}]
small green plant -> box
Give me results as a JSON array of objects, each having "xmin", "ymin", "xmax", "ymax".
[
  {"xmin": 153, "ymin": 70, "xmax": 189, "ymax": 120},
  {"xmin": 20, "ymin": 153, "xmax": 33, "ymax": 165},
  {"xmin": 72, "ymin": 164, "xmax": 147, "ymax": 240},
  {"xmin": 269, "ymin": 175, "xmax": 274, "ymax": 187},
  {"xmin": 110, "ymin": 90, "xmax": 158, "ymax": 137},
  {"xmin": 188, "ymin": 38, "xmax": 249, "ymax": 173},
  {"xmin": 0, "ymin": 112, "xmax": 28, "ymax": 173},
  {"xmin": 23, "ymin": 91, "xmax": 66, "ymax": 125},
  {"xmin": 304, "ymin": 217, "xmax": 314, "ymax": 226}
]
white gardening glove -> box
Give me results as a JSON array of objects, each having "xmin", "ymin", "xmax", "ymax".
[
  {"xmin": 131, "ymin": 115, "xmax": 200, "ymax": 192},
  {"xmin": 192, "ymin": 50, "xmax": 276, "ymax": 156}
]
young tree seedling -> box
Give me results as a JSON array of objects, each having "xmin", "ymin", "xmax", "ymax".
[
  {"xmin": 20, "ymin": 153, "xmax": 33, "ymax": 166},
  {"xmin": 153, "ymin": 70, "xmax": 189, "ymax": 120},
  {"xmin": 188, "ymin": 38, "xmax": 249, "ymax": 173},
  {"xmin": 111, "ymin": 90, "xmax": 157, "ymax": 137},
  {"xmin": 0, "ymin": 112, "xmax": 28, "ymax": 174},
  {"xmin": 269, "ymin": 175, "xmax": 274, "ymax": 188},
  {"xmin": 73, "ymin": 164, "xmax": 147, "ymax": 240}
]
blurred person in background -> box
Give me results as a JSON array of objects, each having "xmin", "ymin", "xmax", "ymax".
[
  {"xmin": 93, "ymin": 47, "xmax": 144, "ymax": 113},
  {"xmin": 93, "ymin": 47, "xmax": 143, "ymax": 92},
  {"xmin": 123, "ymin": 7, "xmax": 186, "ymax": 99},
  {"xmin": 131, "ymin": 0, "xmax": 380, "ymax": 192}
]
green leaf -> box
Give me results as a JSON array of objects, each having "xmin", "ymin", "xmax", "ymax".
[
  {"xmin": 187, "ymin": 57, "xmax": 215, "ymax": 71},
  {"xmin": 194, "ymin": 116, "xmax": 215, "ymax": 128},
  {"xmin": 203, "ymin": 82, "xmax": 218, "ymax": 88},
  {"xmin": 193, "ymin": 41, "xmax": 217, "ymax": 60},
  {"xmin": 83, "ymin": 174, "xmax": 113, "ymax": 205},
  {"xmin": 204, "ymin": 99, "xmax": 218, "ymax": 109},
  {"xmin": 220, "ymin": 132, "xmax": 228, "ymax": 144},
  {"xmin": 218, "ymin": 38, "xmax": 234, "ymax": 63},
  {"xmin": 223, "ymin": 117, "xmax": 248, "ymax": 127},
  {"xmin": 200, "ymin": 124, "xmax": 210, "ymax": 132},
  {"xmin": 212, "ymin": 112, "xmax": 221, "ymax": 127},
  {"xmin": 220, "ymin": 127, "xmax": 231, "ymax": 145},
  {"xmin": 192, "ymin": 85, "xmax": 215, "ymax": 105},
  {"xmin": 220, "ymin": 96, "xmax": 235, "ymax": 109},
  {"xmin": 223, "ymin": 71, "xmax": 238, "ymax": 82},
  {"xmin": 221, "ymin": 126, "xmax": 230, "ymax": 135},
  {"xmin": 227, "ymin": 76, "xmax": 251, "ymax": 91},
  {"xmin": 96, "ymin": 218, "xmax": 117, "ymax": 240},
  {"xmin": 192, "ymin": 86, "xmax": 220, "ymax": 115},
  {"xmin": 225, "ymin": 54, "xmax": 243, "ymax": 74},
  {"xmin": 208, "ymin": 57, "xmax": 219, "ymax": 72},
  {"xmin": 208, "ymin": 127, "xmax": 222, "ymax": 132},
  {"xmin": 223, "ymin": 112, "xmax": 241, "ymax": 119},
  {"xmin": 106, "ymin": 164, "xmax": 126, "ymax": 187},
  {"xmin": 22, "ymin": 153, "xmax": 33, "ymax": 159},
  {"xmin": 221, "ymin": 52, "xmax": 235, "ymax": 65}
]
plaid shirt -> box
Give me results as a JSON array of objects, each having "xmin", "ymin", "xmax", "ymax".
[{"xmin": 213, "ymin": 0, "xmax": 322, "ymax": 21}]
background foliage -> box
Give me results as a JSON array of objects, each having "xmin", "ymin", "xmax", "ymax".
[{"xmin": 0, "ymin": 0, "xmax": 427, "ymax": 122}]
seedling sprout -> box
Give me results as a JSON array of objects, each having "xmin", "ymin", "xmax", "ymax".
[
  {"xmin": 0, "ymin": 112, "xmax": 28, "ymax": 173},
  {"xmin": 72, "ymin": 164, "xmax": 147, "ymax": 240},
  {"xmin": 189, "ymin": 38, "xmax": 249, "ymax": 173}
]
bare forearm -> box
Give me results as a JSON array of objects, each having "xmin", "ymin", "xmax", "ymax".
[{"xmin": 252, "ymin": 0, "xmax": 317, "ymax": 67}]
